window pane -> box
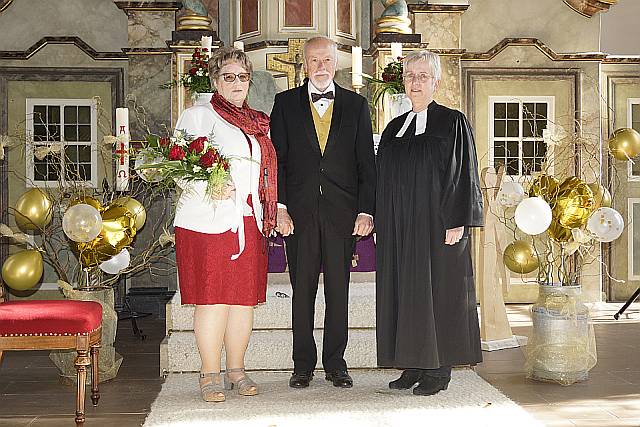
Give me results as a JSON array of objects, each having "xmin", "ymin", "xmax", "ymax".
[
  {"xmin": 78, "ymin": 106, "xmax": 91, "ymax": 124},
  {"xmin": 33, "ymin": 105, "xmax": 47, "ymax": 124},
  {"xmin": 535, "ymin": 141, "xmax": 547, "ymax": 157},
  {"xmin": 64, "ymin": 106, "xmax": 77, "ymax": 124},
  {"xmin": 34, "ymin": 162, "xmax": 47, "ymax": 181},
  {"xmin": 523, "ymin": 103, "xmax": 535, "ymax": 119},
  {"xmin": 523, "ymin": 158, "xmax": 534, "ymax": 175},
  {"xmin": 494, "ymin": 158, "xmax": 505, "ymax": 172},
  {"xmin": 65, "ymin": 145, "xmax": 78, "ymax": 163},
  {"xmin": 633, "ymin": 121, "xmax": 640, "ymax": 133},
  {"xmin": 494, "ymin": 140, "xmax": 505, "ymax": 157},
  {"xmin": 47, "ymin": 125, "xmax": 61, "ymax": 141},
  {"xmin": 78, "ymin": 145, "xmax": 92, "ymax": 162},
  {"xmin": 494, "ymin": 103, "xmax": 506, "ymax": 119},
  {"xmin": 64, "ymin": 125, "xmax": 78, "ymax": 142},
  {"xmin": 632, "ymin": 158, "xmax": 640, "ymax": 176},
  {"xmin": 522, "ymin": 141, "xmax": 534, "ymax": 157},
  {"xmin": 536, "ymin": 103, "xmax": 547, "ymax": 118},
  {"xmin": 47, "ymin": 106, "xmax": 60, "ymax": 124},
  {"xmin": 535, "ymin": 120, "xmax": 547, "ymax": 137},
  {"xmin": 33, "ymin": 125, "xmax": 47, "ymax": 141},
  {"xmin": 534, "ymin": 157, "xmax": 543, "ymax": 172},
  {"xmin": 78, "ymin": 164, "xmax": 91, "ymax": 181},
  {"xmin": 506, "ymin": 159, "xmax": 519, "ymax": 176},
  {"xmin": 507, "ymin": 103, "xmax": 518, "ymax": 119},
  {"xmin": 523, "ymin": 119, "xmax": 534, "ymax": 137},
  {"xmin": 507, "ymin": 120, "xmax": 519, "ymax": 137},
  {"xmin": 494, "ymin": 120, "xmax": 506, "ymax": 137},
  {"xmin": 507, "ymin": 141, "xmax": 519, "ymax": 157},
  {"xmin": 65, "ymin": 163, "xmax": 79, "ymax": 181},
  {"xmin": 78, "ymin": 125, "xmax": 91, "ymax": 142}
]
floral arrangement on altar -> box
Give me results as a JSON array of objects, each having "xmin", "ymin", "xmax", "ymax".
[
  {"xmin": 363, "ymin": 59, "xmax": 404, "ymax": 107},
  {"xmin": 137, "ymin": 130, "xmax": 231, "ymax": 197},
  {"xmin": 179, "ymin": 47, "xmax": 212, "ymax": 96}
]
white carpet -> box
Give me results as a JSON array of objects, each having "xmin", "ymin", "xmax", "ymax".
[{"xmin": 143, "ymin": 369, "xmax": 542, "ymax": 427}]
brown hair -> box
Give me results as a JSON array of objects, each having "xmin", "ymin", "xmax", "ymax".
[{"xmin": 208, "ymin": 47, "xmax": 253, "ymax": 80}]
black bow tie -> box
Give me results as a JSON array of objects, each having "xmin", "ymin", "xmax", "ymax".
[{"xmin": 311, "ymin": 91, "xmax": 334, "ymax": 103}]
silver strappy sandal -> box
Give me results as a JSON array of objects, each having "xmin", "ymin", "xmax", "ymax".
[
  {"xmin": 199, "ymin": 372, "xmax": 226, "ymax": 402},
  {"xmin": 224, "ymin": 368, "xmax": 258, "ymax": 396}
]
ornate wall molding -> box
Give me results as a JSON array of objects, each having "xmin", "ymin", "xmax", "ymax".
[
  {"xmin": 461, "ymin": 38, "xmax": 607, "ymax": 62},
  {"xmin": 0, "ymin": 37, "xmax": 127, "ymax": 61},
  {"xmin": 564, "ymin": 0, "xmax": 618, "ymax": 18}
]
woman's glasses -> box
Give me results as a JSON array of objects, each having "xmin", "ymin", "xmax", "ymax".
[
  {"xmin": 402, "ymin": 73, "xmax": 433, "ymax": 83},
  {"xmin": 220, "ymin": 72, "xmax": 251, "ymax": 83}
]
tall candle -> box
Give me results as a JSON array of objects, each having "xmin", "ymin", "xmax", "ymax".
[
  {"xmin": 201, "ymin": 36, "xmax": 213, "ymax": 58},
  {"xmin": 351, "ymin": 46, "xmax": 363, "ymax": 88},
  {"xmin": 233, "ymin": 41, "xmax": 245, "ymax": 51},
  {"xmin": 115, "ymin": 108, "xmax": 130, "ymax": 192},
  {"xmin": 390, "ymin": 42, "xmax": 403, "ymax": 61}
]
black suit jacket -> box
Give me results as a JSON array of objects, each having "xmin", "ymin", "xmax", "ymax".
[{"xmin": 270, "ymin": 81, "xmax": 376, "ymax": 236}]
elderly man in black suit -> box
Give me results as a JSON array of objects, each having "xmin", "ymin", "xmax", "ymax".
[{"xmin": 270, "ymin": 36, "xmax": 376, "ymax": 389}]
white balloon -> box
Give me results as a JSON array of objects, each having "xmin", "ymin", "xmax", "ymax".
[
  {"xmin": 586, "ymin": 207, "xmax": 624, "ymax": 243},
  {"xmin": 62, "ymin": 204, "xmax": 102, "ymax": 243},
  {"xmin": 515, "ymin": 197, "xmax": 552, "ymax": 235},
  {"xmin": 497, "ymin": 181, "xmax": 525, "ymax": 207},
  {"xmin": 99, "ymin": 249, "xmax": 131, "ymax": 275}
]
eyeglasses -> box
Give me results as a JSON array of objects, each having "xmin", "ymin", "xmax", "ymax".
[
  {"xmin": 402, "ymin": 73, "xmax": 434, "ymax": 83},
  {"xmin": 220, "ymin": 72, "xmax": 251, "ymax": 83}
]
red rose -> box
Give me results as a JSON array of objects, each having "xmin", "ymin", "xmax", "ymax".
[
  {"xmin": 382, "ymin": 72, "xmax": 392, "ymax": 82},
  {"xmin": 159, "ymin": 137, "xmax": 170, "ymax": 147},
  {"xmin": 168, "ymin": 145, "xmax": 186, "ymax": 161},
  {"xmin": 199, "ymin": 149, "xmax": 217, "ymax": 168},
  {"xmin": 188, "ymin": 136, "xmax": 207, "ymax": 154},
  {"xmin": 189, "ymin": 67, "xmax": 197, "ymax": 75}
]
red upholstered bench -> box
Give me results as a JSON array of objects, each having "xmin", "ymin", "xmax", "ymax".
[{"xmin": 0, "ymin": 296, "xmax": 103, "ymax": 426}]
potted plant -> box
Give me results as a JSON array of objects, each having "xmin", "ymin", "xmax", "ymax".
[{"xmin": 363, "ymin": 59, "xmax": 412, "ymax": 119}]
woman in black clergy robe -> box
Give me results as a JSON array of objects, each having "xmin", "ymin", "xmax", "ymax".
[{"xmin": 376, "ymin": 50, "xmax": 484, "ymax": 396}]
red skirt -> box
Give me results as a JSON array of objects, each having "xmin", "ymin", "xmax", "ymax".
[{"xmin": 175, "ymin": 216, "xmax": 267, "ymax": 306}]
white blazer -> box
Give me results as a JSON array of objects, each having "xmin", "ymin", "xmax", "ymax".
[{"xmin": 173, "ymin": 101, "xmax": 263, "ymax": 260}]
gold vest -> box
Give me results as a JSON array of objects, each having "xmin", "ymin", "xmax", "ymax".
[{"xmin": 310, "ymin": 98, "xmax": 334, "ymax": 154}]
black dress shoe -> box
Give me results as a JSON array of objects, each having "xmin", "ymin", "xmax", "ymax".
[
  {"xmin": 412, "ymin": 375, "xmax": 450, "ymax": 396},
  {"xmin": 389, "ymin": 369, "xmax": 422, "ymax": 390},
  {"xmin": 289, "ymin": 371, "xmax": 313, "ymax": 388},
  {"xmin": 325, "ymin": 370, "xmax": 353, "ymax": 388}
]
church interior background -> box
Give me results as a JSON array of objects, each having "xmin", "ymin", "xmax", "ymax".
[{"xmin": 1, "ymin": 1, "xmax": 640, "ymax": 426}]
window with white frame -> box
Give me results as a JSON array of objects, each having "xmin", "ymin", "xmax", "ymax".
[
  {"xmin": 489, "ymin": 96, "xmax": 555, "ymax": 176},
  {"xmin": 627, "ymin": 98, "xmax": 640, "ymax": 180},
  {"xmin": 628, "ymin": 198, "xmax": 640, "ymax": 280},
  {"xmin": 26, "ymin": 99, "xmax": 98, "ymax": 187}
]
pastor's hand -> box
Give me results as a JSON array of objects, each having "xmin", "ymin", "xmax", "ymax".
[
  {"xmin": 445, "ymin": 226, "xmax": 464, "ymax": 245},
  {"xmin": 276, "ymin": 207, "xmax": 294, "ymax": 236},
  {"xmin": 352, "ymin": 214, "xmax": 374, "ymax": 236}
]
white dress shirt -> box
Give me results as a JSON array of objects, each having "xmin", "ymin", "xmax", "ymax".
[{"xmin": 173, "ymin": 102, "xmax": 263, "ymax": 260}]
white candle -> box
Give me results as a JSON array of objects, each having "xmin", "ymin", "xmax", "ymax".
[
  {"xmin": 233, "ymin": 41, "xmax": 245, "ymax": 51},
  {"xmin": 115, "ymin": 108, "xmax": 130, "ymax": 192},
  {"xmin": 201, "ymin": 36, "xmax": 213, "ymax": 58},
  {"xmin": 351, "ymin": 46, "xmax": 363, "ymax": 88},
  {"xmin": 390, "ymin": 42, "xmax": 403, "ymax": 62}
]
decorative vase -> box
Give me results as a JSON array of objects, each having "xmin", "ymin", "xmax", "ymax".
[
  {"xmin": 50, "ymin": 283, "xmax": 122, "ymax": 384},
  {"xmin": 525, "ymin": 284, "xmax": 597, "ymax": 385},
  {"xmin": 193, "ymin": 92, "xmax": 214, "ymax": 106},
  {"xmin": 388, "ymin": 93, "xmax": 412, "ymax": 119}
]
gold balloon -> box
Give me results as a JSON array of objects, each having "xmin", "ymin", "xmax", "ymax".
[
  {"xmin": 587, "ymin": 183, "xmax": 612, "ymax": 210},
  {"xmin": 113, "ymin": 197, "xmax": 146, "ymax": 230},
  {"xmin": 528, "ymin": 175, "xmax": 560, "ymax": 206},
  {"xmin": 69, "ymin": 195, "xmax": 102, "ymax": 211},
  {"xmin": 73, "ymin": 204, "xmax": 137, "ymax": 267},
  {"xmin": 1, "ymin": 250, "xmax": 44, "ymax": 291},
  {"xmin": 608, "ymin": 128, "xmax": 640, "ymax": 161},
  {"xmin": 548, "ymin": 218, "xmax": 573, "ymax": 243},
  {"xmin": 14, "ymin": 188, "xmax": 53, "ymax": 231},
  {"xmin": 503, "ymin": 240, "xmax": 539, "ymax": 274},
  {"xmin": 553, "ymin": 177, "xmax": 595, "ymax": 229}
]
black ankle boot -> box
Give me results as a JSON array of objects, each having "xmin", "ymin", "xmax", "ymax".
[
  {"xmin": 412, "ymin": 375, "xmax": 450, "ymax": 396},
  {"xmin": 389, "ymin": 369, "xmax": 422, "ymax": 390}
]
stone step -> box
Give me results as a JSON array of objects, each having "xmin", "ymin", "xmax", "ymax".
[
  {"xmin": 161, "ymin": 328, "xmax": 377, "ymax": 374},
  {"xmin": 167, "ymin": 281, "xmax": 377, "ymax": 331},
  {"xmin": 267, "ymin": 271, "xmax": 375, "ymax": 285}
]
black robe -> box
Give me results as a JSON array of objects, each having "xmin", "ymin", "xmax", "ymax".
[{"xmin": 375, "ymin": 101, "xmax": 484, "ymax": 369}]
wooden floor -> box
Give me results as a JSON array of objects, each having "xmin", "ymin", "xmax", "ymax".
[{"xmin": 0, "ymin": 303, "xmax": 639, "ymax": 426}]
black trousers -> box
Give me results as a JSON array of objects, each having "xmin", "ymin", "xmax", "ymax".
[{"xmin": 285, "ymin": 211, "xmax": 355, "ymax": 374}]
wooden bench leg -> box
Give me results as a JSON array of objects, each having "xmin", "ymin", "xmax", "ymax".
[
  {"xmin": 90, "ymin": 344, "xmax": 100, "ymax": 406},
  {"xmin": 75, "ymin": 348, "xmax": 90, "ymax": 426}
]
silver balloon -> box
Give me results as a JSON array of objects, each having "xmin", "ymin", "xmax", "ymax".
[
  {"xmin": 497, "ymin": 181, "xmax": 526, "ymax": 207},
  {"xmin": 99, "ymin": 248, "xmax": 131, "ymax": 275},
  {"xmin": 62, "ymin": 203, "xmax": 103, "ymax": 243},
  {"xmin": 586, "ymin": 207, "xmax": 624, "ymax": 243}
]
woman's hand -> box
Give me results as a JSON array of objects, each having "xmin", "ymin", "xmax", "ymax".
[{"xmin": 212, "ymin": 181, "xmax": 236, "ymax": 200}]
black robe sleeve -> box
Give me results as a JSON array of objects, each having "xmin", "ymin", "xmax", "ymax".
[{"xmin": 440, "ymin": 111, "xmax": 484, "ymax": 229}]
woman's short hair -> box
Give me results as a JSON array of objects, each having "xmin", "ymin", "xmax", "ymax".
[
  {"xmin": 402, "ymin": 50, "xmax": 441, "ymax": 82},
  {"xmin": 208, "ymin": 47, "xmax": 253, "ymax": 80}
]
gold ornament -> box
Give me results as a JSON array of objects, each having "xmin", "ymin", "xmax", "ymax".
[
  {"xmin": 74, "ymin": 204, "xmax": 137, "ymax": 267},
  {"xmin": 587, "ymin": 183, "xmax": 612, "ymax": 210},
  {"xmin": 553, "ymin": 177, "xmax": 595, "ymax": 229},
  {"xmin": 113, "ymin": 197, "xmax": 146, "ymax": 230},
  {"xmin": 528, "ymin": 175, "xmax": 560, "ymax": 205},
  {"xmin": 548, "ymin": 218, "xmax": 573, "ymax": 242},
  {"xmin": 608, "ymin": 128, "xmax": 640, "ymax": 161},
  {"xmin": 503, "ymin": 240, "xmax": 539, "ymax": 274},
  {"xmin": 14, "ymin": 188, "xmax": 53, "ymax": 231},
  {"xmin": 69, "ymin": 195, "xmax": 102, "ymax": 211},
  {"xmin": 1, "ymin": 249, "xmax": 44, "ymax": 291}
]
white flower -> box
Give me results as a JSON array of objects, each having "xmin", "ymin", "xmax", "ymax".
[
  {"xmin": 206, "ymin": 167, "xmax": 214, "ymax": 173},
  {"xmin": 192, "ymin": 165, "xmax": 202, "ymax": 173}
]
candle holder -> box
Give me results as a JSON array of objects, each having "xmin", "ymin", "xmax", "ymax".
[{"xmin": 352, "ymin": 83, "xmax": 364, "ymax": 94}]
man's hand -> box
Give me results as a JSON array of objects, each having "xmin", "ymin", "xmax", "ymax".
[
  {"xmin": 352, "ymin": 214, "xmax": 374, "ymax": 236},
  {"xmin": 445, "ymin": 226, "xmax": 464, "ymax": 245},
  {"xmin": 276, "ymin": 207, "xmax": 294, "ymax": 236}
]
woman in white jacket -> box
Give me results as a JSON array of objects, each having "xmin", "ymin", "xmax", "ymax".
[{"xmin": 173, "ymin": 47, "xmax": 278, "ymax": 402}]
